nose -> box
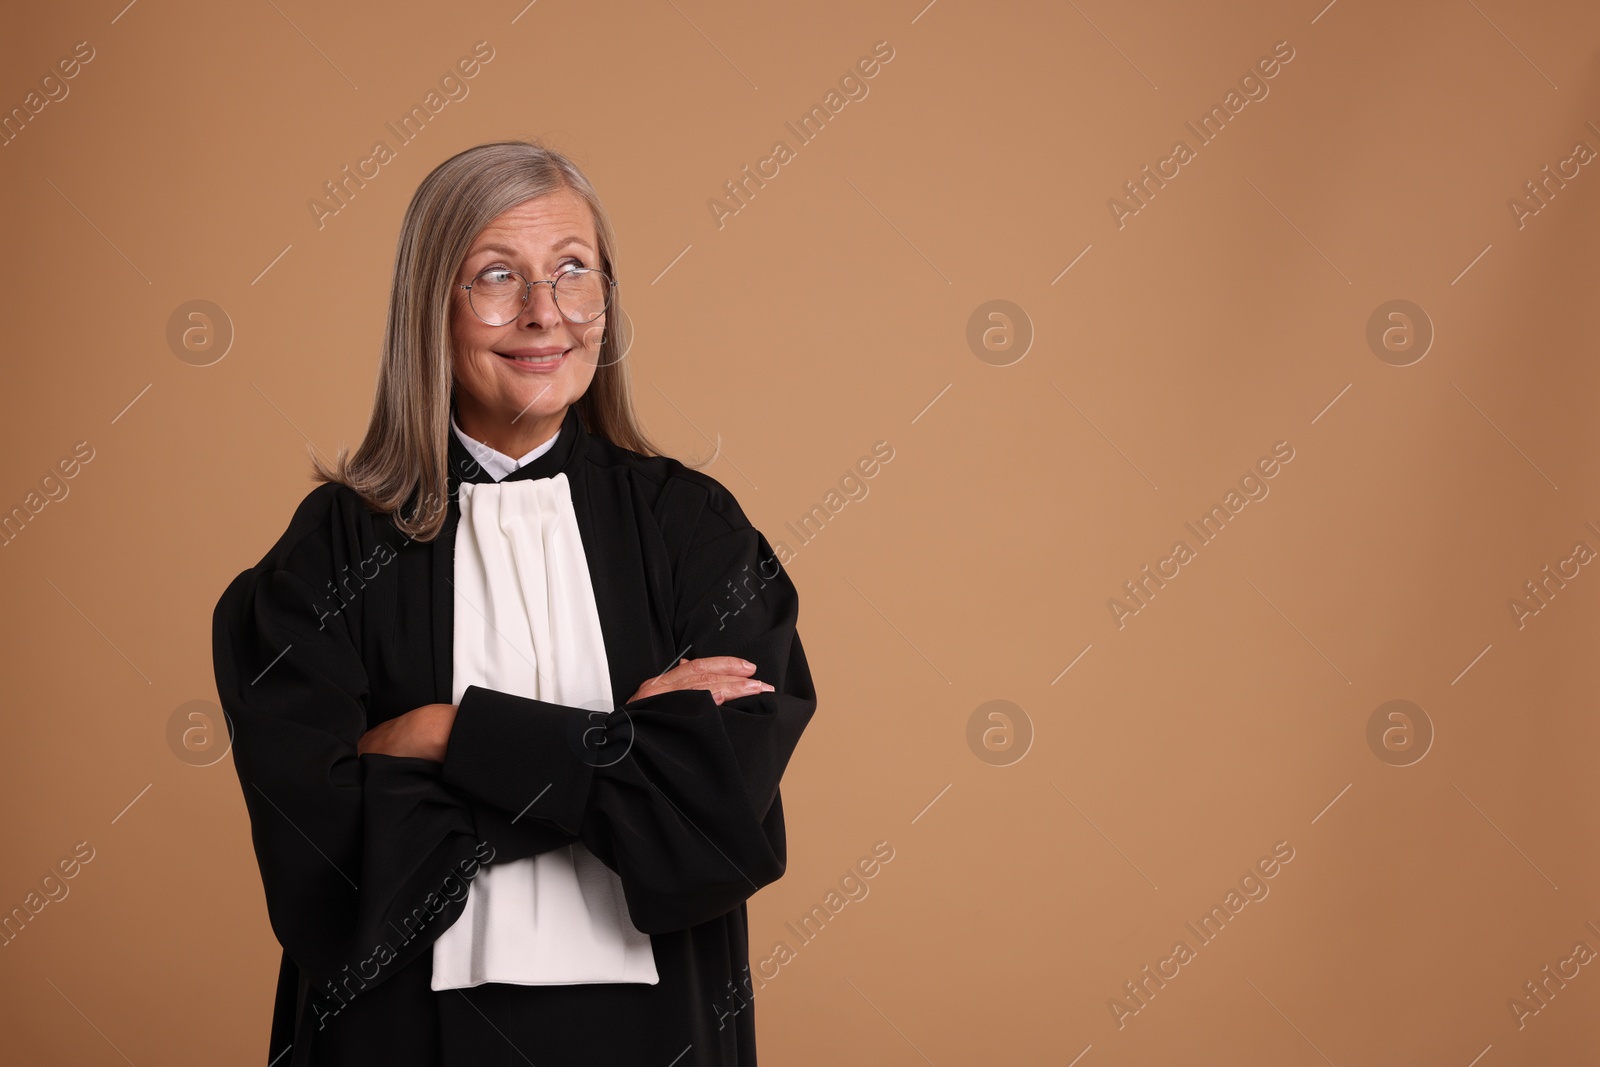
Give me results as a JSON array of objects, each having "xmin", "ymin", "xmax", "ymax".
[{"xmin": 517, "ymin": 280, "xmax": 564, "ymax": 329}]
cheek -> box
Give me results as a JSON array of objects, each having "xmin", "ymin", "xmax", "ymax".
[
  {"xmin": 449, "ymin": 313, "xmax": 490, "ymax": 366},
  {"xmin": 577, "ymin": 319, "xmax": 606, "ymax": 351}
]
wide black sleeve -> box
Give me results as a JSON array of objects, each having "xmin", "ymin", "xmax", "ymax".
[
  {"xmin": 212, "ymin": 484, "xmax": 486, "ymax": 997},
  {"xmin": 440, "ymin": 478, "xmax": 818, "ymax": 935}
]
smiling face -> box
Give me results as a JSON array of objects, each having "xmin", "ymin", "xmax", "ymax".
[{"xmin": 449, "ymin": 186, "xmax": 606, "ymax": 458}]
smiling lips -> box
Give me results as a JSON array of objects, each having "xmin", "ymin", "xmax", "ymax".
[{"xmin": 496, "ymin": 347, "xmax": 568, "ymax": 371}]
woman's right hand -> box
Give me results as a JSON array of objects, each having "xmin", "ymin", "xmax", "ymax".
[{"xmin": 627, "ymin": 656, "xmax": 775, "ymax": 706}]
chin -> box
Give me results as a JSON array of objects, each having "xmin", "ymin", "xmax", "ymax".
[{"xmin": 520, "ymin": 390, "xmax": 567, "ymax": 411}]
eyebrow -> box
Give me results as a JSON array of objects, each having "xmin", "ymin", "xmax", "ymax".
[{"xmin": 468, "ymin": 237, "xmax": 594, "ymax": 260}]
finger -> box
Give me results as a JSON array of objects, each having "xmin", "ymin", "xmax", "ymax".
[
  {"xmin": 709, "ymin": 676, "xmax": 776, "ymax": 701},
  {"xmin": 692, "ymin": 673, "xmax": 772, "ymax": 690},
  {"xmin": 635, "ymin": 672, "xmax": 773, "ymax": 703},
  {"xmin": 689, "ymin": 656, "xmax": 757, "ymax": 675}
]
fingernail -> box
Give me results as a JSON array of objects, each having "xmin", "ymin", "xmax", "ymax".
[
  {"xmin": 759, "ymin": 683, "xmax": 774, "ymax": 692},
  {"xmin": 741, "ymin": 660, "xmax": 756, "ymax": 669}
]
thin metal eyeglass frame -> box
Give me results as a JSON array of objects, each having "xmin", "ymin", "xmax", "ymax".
[{"xmin": 457, "ymin": 266, "xmax": 618, "ymax": 326}]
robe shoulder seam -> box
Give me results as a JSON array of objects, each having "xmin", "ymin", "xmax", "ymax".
[
  {"xmin": 253, "ymin": 481, "xmax": 385, "ymax": 578},
  {"xmin": 579, "ymin": 438, "xmax": 753, "ymax": 541}
]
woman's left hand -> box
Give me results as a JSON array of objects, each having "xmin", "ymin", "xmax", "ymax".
[{"xmin": 357, "ymin": 703, "xmax": 458, "ymax": 762}]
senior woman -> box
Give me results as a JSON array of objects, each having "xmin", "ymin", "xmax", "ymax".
[{"xmin": 212, "ymin": 140, "xmax": 816, "ymax": 1067}]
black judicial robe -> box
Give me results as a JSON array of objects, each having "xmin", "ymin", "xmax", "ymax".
[{"xmin": 211, "ymin": 404, "xmax": 817, "ymax": 1067}]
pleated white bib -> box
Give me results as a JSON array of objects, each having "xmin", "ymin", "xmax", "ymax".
[{"xmin": 431, "ymin": 474, "xmax": 659, "ymax": 990}]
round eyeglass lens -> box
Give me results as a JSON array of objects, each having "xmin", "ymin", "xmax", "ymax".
[
  {"xmin": 469, "ymin": 269, "xmax": 525, "ymax": 326},
  {"xmin": 554, "ymin": 270, "xmax": 611, "ymax": 324}
]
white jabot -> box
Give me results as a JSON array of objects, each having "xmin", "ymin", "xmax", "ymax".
[
  {"xmin": 431, "ymin": 472, "xmax": 659, "ymax": 990},
  {"xmin": 450, "ymin": 411, "xmax": 561, "ymax": 481}
]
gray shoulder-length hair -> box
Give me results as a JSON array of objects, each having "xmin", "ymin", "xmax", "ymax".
[{"xmin": 312, "ymin": 139, "xmax": 676, "ymax": 542}]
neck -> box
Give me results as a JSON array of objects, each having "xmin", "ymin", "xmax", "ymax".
[{"xmin": 454, "ymin": 397, "xmax": 565, "ymax": 457}]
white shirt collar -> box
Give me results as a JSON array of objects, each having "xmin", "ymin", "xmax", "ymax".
[{"xmin": 450, "ymin": 410, "xmax": 561, "ymax": 482}]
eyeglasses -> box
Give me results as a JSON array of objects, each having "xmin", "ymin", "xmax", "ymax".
[{"xmin": 458, "ymin": 266, "xmax": 617, "ymax": 326}]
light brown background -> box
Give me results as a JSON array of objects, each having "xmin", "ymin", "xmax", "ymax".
[{"xmin": 2, "ymin": 0, "xmax": 1598, "ymax": 1063}]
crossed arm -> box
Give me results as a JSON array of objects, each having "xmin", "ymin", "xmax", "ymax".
[{"xmin": 357, "ymin": 657, "xmax": 776, "ymax": 761}]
